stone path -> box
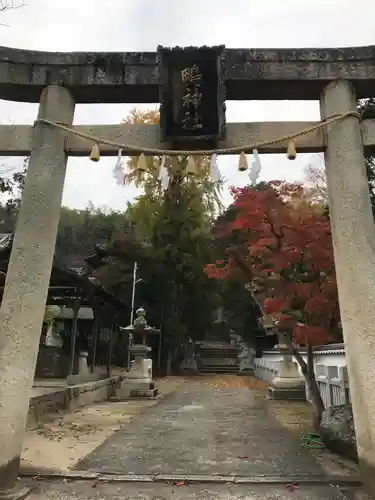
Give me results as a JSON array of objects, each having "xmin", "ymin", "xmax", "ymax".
[
  {"xmin": 77, "ymin": 380, "xmax": 327, "ymax": 476},
  {"xmin": 24, "ymin": 377, "xmax": 369, "ymax": 499}
]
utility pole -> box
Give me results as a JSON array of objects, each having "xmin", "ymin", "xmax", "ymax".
[{"xmin": 130, "ymin": 261, "xmax": 138, "ymax": 326}]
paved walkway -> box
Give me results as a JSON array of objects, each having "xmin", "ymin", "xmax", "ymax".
[
  {"xmin": 25, "ymin": 377, "xmax": 369, "ymax": 499},
  {"xmin": 77, "ymin": 380, "xmax": 331, "ymax": 476}
]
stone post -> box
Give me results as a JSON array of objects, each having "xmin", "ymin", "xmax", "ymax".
[
  {"xmin": 78, "ymin": 351, "xmax": 90, "ymax": 377},
  {"xmin": 320, "ymin": 80, "xmax": 375, "ymax": 494},
  {"xmin": 0, "ymin": 85, "xmax": 75, "ymax": 499}
]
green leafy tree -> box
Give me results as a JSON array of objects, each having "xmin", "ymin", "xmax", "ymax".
[
  {"xmin": 118, "ymin": 109, "xmax": 224, "ymax": 361},
  {"xmin": 56, "ymin": 204, "xmax": 126, "ymax": 266}
]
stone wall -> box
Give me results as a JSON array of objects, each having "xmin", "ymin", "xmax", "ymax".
[{"xmin": 27, "ymin": 376, "xmax": 121, "ymax": 425}]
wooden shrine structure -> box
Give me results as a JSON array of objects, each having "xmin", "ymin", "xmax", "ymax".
[{"xmin": 0, "ymin": 233, "xmax": 127, "ymax": 380}]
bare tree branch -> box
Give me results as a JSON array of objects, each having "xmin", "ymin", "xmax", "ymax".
[
  {"xmin": 0, "ymin": 0, "xmax": 25, "ymax": 26},
  {"xmin": 303, "ymin": 158, "xmax": 328, "ymax": 204},
  {"xmin": 0, "ymin": 0, "xmax": 25, "ymax": 11}
]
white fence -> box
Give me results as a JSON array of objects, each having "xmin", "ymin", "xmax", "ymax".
[
  {"xmin": 254, "ymin": 357, "xmax": 279, "ymax": 382},
  {"xmin": 255, "ymin": 343, "xmax": 351, "ymax": 408}
]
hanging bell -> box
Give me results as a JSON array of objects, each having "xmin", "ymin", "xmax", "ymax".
[
  {"xmin": 136, "ymin": 153, "xmax": 149, "ymax": 172},
  {"xmin": 185, "ymin": 155, "xmax": 198, "ymax": 176},
  {"xmin": 287, "ymin": 140, "xmax": 297, "ymax": 160},
  {"xmin": 90, "ymin": 143, "xmax": 100, "ymax": 162},
  {"xmin": 238, "ymin": 151, "xmax": 248, "ymax": 172}
]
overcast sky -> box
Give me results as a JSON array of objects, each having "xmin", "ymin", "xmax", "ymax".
[{"xmin": 0, "ymin": 0, "xmax": 374, "ymax": 211}]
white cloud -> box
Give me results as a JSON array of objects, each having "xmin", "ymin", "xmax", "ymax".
[{"xmin": 0, "ymin": 0, "xmax": 373, "ymax": 210}]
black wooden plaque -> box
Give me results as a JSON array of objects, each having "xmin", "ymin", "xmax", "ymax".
[{"xmin": 158, "ymin": 45, "xmax": 226, "ymax": 144}]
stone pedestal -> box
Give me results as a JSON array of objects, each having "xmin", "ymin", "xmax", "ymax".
[
  {"xmin": 114, "ymin": 344, "xmax": 158, "ymax": 399},
  {"xmin": 269, "ymin": 344, "xmax": 305, "ymax": 401}
]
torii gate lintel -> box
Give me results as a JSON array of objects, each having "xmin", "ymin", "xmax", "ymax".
[{"xmin": 0, "ymin": 44, "xmax": 375, "ymax": 103}]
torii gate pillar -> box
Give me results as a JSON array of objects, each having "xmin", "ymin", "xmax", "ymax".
[
  {"xmin": 0, "ymin": 85, "xmax": 75, "ymax": 499},
  {"xmin": 321, "ymin": 80, "xmax": 375, "ymax": 492}
]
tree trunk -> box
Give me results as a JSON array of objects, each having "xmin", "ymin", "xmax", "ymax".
[
  {"xmin": 166, "ymin": 349, "xmax": 172, "ymax": 376},
  {"xmin": 305, "ymin": 371, "xmax": 325, "ymax": 428},
  {"xmin": 292, "ymin": 343, "xmax": 325, "ymax": 428}
]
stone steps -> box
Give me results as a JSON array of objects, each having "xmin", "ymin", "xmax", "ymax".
[
  {"xmin": 198, "ymin": 365, "xmax": 240, "ymax": 374},
  {"xmin": 197, "ymin": 351, "xmax": 238, "ymax": 357},
  {"xmin": 195, "ymin": 342, "xmax": 241, "ymax": 375}
]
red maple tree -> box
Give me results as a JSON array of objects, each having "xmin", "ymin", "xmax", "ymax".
[{"xmin": 205, "ymin": 181, "xmax": 340, "ymax": 424}]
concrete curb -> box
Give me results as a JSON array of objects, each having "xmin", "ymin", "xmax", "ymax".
[{"xmin": 18, "ymin": 470, "xmax": 363, "ymax": 486}]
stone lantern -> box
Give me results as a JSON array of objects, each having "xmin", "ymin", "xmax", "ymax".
[
  {"xmin": 268, "ymin": 315, "xmax": 306, "ymax": 401},
  {"xmin": 113, "ymin": 307, "xmax": 158, "ymax": 400}
]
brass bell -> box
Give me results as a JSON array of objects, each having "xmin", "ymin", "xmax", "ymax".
[
  {"xmin": 238, "ymin": 151, "xmax": 248, "ymax": 171},
  {"xmin": 90, "ymin": 143, "xmax": 100, "ymax": 162}
]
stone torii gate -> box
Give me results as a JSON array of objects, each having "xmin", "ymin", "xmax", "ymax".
[{"xmin": 0, "ymin": 44, "xmax": 375, "ymax": 496}]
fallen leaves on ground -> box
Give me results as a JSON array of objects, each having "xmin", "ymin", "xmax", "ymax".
[
  {"xmin": 285, "ymin": 483, "xmax": 298, "ymax": 492},
  {"xmin": 267, "ymin": 401, "xmax": 312, "ymax": 431},
  {"xmin": 202, "ymin": 375, "xmax": 269, "ymax": 390},
  {"xmin": 167, "ymin": 481, "xmax": 186, "ymax": 486}
]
